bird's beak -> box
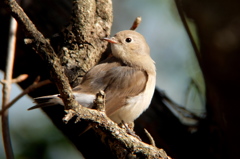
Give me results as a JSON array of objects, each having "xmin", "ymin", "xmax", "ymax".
[{"xmin": 102, "ymin": 37, "xmax": 118, "ymax": 44}]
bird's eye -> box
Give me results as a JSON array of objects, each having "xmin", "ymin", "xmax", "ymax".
[{"xmin": 125, "ymin": 38, "xmax": 132, "ymax": 43}]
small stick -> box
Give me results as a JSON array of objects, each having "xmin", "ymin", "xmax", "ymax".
[
  {"xmin": 63, "ymin": 109, "xmax": 76, "ymax": 124},
  {"xmin": 11, "ymin": 74, "xmax": 28, "ymax": 83},
  {"xmin": 130, "ymin": 16, "xmax": 142, "ymax": 30},
  {"xmin": 94, "ymin": 90, "xmax": 106, "ymax": 112},
  {"xmin": 144, "ymin": 128, "xmax": 156, "ymax": 147},
  {"xmin": 0, "ymin": 74, "xmax": 28, "ymax": 84}
]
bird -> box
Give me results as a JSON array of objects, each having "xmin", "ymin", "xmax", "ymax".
[{"xmin": 28, "ymin": 30, "xmax": 156, "ymax": 124}]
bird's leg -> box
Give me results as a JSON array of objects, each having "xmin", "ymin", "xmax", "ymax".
[{"xmin": 120, "ymin": 120, "xmax": 141, "ymax": 141}]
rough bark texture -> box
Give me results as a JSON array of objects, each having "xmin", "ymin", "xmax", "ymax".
[{"xmin": 59, "ymin": 0, "xmax": 112, "ymax": 87}]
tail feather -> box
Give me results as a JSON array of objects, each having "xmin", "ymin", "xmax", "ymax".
[
  {"xmin": 28, "ymin": 94, "xmax": 63, "ymax": 110},
  {"xmin": 28, "ymin": 102, "xmax": 57, "ymax": 110},
  {"xmin": 28, "ymin": 92, "xmax": 95, "ymax": 110}
]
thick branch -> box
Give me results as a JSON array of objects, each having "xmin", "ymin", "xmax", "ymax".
[{"xmin": 64, "ymin": 107, "xmax": 170, "ymax": 159}]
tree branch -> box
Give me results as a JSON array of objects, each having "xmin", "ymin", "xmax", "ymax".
[
  {"xmin": 64, "ymin": 105, "xmax": 170, "ymax": 159},
  {"xmin": 1, "ymin": 15, "xmax": 17, "ymax": 159}
]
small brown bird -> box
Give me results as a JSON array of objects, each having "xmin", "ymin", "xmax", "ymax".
[{"xmin": 29, "ymin": 30, "xmax": 156, "ymax": 124}]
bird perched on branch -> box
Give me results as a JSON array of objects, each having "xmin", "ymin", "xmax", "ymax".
[{"xmin": 29, "ymin": 30, "xmax": 156, "ymax": 124}]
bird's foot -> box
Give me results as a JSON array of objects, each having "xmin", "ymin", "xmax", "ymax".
[{"xmin": 119, "ymin": 121, "xmax": 142, "ymax": 141}]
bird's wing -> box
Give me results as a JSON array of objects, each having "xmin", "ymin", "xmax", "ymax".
[
  {"xmin": 73, "ymin": 58, "xmax": 148, "ymax": 116},
  {"xmin": 72, "ymin": 57, "xmax": 123, "ymax": 94},
  {"xmin": 101, "ymin": 66, "xmax": 147, "ymax": 116}
]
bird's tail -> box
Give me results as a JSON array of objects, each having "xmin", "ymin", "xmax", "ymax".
[{"xmin": 28, "ymin": 95, "xmax": 63, "ymax": 110}]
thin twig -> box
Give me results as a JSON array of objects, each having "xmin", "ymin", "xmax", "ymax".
[
  {"xmin": 174, "ymin": 0, "xmax": 201, "ymax": 60},
  {"xmin": 11, "ymin": 74, "xmax": 28, "ymax": 83},
  {"xmin": 1, "ymin": 16, "xmax": 17, "ymax": 159},
  {"xmin": 0, "ymin": 78, "xmax": 51, "ymax": 115},
  {"xmin": 130, "ymin": 16, "xmax": 142, "ymax": 30},
  {"xmin": 1, "ymin": 74, "xmax": 28, "ymax": 84},
  {"xmin": 144, "ymin": 128, "xmax": 156, "ymax": 147}
]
